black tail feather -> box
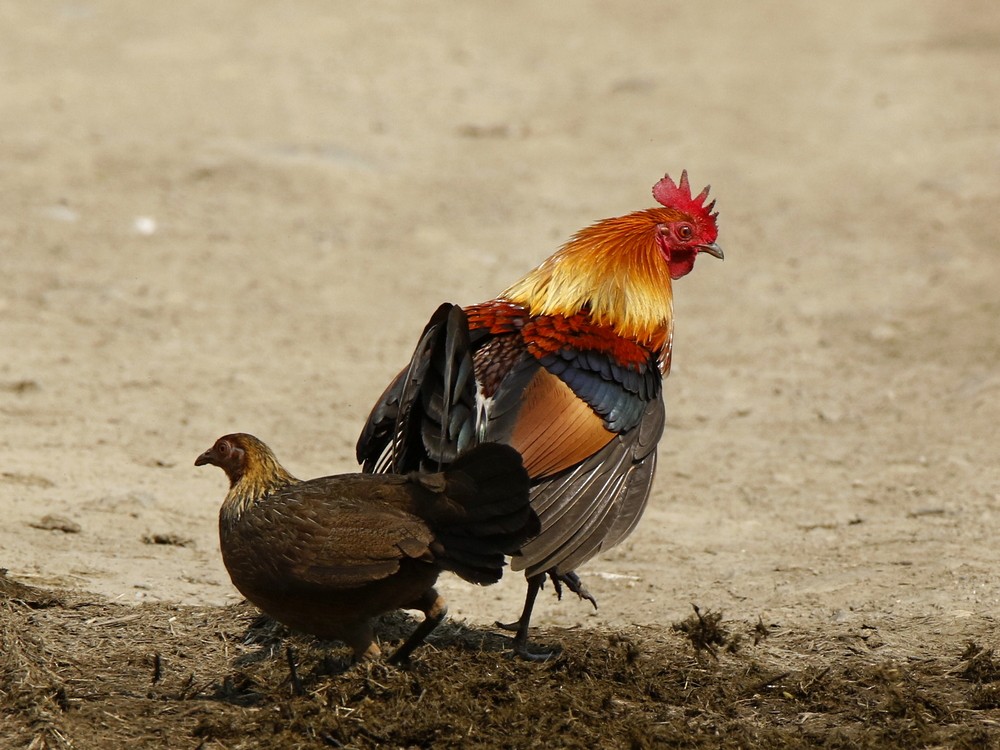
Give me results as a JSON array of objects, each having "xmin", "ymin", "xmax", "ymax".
[
  {"xmin": 358, "ymin": 305, "xmax": 537, "ymax": 585},
  {"xmin": 356, "ymin": 303, "xmax": 477, "ymax": 475},
  {"xmin": 426, "ymin": 443, "xmax": 539, "ymax": 585}
]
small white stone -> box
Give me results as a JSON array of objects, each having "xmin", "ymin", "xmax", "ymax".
[{"xmin": 133, "ymin": 216, "xmax": 157, "ymax": 236}]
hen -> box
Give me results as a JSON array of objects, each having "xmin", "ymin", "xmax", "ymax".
[
  {"xmin": 358, "ymin": 172, "xmax": 722, "ymax": 657},
  {"xmin": 198, "ymin": 306, "xmax": 537, "ymax": 663},
  {"xmin": 197, "ymin": 436, "xmax": 532, "ymax": 663}
]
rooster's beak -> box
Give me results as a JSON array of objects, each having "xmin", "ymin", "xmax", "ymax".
[{"xmin": 698, "ymin": 242, "xmax": 724, "ymax": 260}]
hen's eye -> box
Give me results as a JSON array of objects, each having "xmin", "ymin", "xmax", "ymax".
[
  {"xmin": 216, "ymin": 442, "xmax": 230, "ymax": 456},
  {"xmin": 676, "ymin": 224, "xmax": 693, "ymax": 241}
]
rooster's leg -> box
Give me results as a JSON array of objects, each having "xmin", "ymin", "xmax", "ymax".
[
  {"xmin": 389, "ymin": 588, "xmax": 447, "ymax": 665},
  {"xmin": 495, "ymin": 573, "xmax": 542, "ymax": 632},
  {"xmin": 495, "ymin": 574, "xmax": 558, "ymax": 661},
  {"xmin": 551, "ymin": 570, "xmax": 598, "ymax": 610}
]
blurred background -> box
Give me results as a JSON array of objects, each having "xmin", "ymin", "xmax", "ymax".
[{"xmin": 1, "ymin": 2, "xmax": 998, "ymax": 633}]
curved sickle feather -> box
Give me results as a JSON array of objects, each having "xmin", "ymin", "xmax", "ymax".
[{"xmin": 356, "ymin": 303, "xmax": 477, "ymax": 474}]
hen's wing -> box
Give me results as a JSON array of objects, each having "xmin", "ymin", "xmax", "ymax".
[{"xmin": 229, "ymin": 478, "xmax": 436, "ymax": 591}]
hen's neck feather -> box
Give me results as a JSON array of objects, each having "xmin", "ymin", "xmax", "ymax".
[{"xmin": 221, "ymin": 447, "xmax": 299, "ymax": 526}]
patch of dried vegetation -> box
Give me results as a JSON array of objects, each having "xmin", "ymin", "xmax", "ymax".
[{"xmin": 2, "ymin": 572, "xmax": 998, "ymax": 749}]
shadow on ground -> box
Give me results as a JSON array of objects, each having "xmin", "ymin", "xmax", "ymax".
[{"xmin": 2, "ymin": 572, "xmax": 998, "ymax": 749}]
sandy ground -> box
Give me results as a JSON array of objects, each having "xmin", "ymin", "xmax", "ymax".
[{"xmin": 2, "ymin": 0, "xmax": 999, "ymax": 661}]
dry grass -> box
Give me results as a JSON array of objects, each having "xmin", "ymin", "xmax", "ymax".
[{"xmin": 2, "ymin": 572, "xmax": 998, "ymax": 749}]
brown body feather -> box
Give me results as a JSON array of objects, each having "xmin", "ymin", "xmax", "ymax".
[{"xmin": 198, "ymin": 434, "xmax": 534, "ymax": 662}]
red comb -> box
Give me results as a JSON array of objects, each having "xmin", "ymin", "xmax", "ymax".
[{"xmin": 652, "ymin": 170, "xmax": 717, "ymax": 220}]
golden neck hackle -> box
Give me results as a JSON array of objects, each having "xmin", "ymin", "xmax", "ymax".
[
  {"xmin": 500, "ymin": 209, "xmax": 677, "ymax": 353},
  {"xmin": 220, "ymin": 442, "xmax": 299, "ymax": 526}
]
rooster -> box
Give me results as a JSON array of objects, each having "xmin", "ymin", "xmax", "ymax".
[{"xmin": 358, "ymin": 172, "xmax": 722, "ymax": 657}]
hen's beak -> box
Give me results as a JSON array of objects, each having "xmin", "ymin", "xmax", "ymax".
[
  {"xmin": 698, "ymin": 242, "xmax": 724, "ymax": 260},
  {"xmin": 194, "ymin": 449, "xmax": 214, "ymax": 467}
]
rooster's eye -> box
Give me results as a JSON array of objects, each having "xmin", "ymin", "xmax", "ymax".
[{"xmin": 676, "ymin": 224, "xmax": 693, "ymax": 241}]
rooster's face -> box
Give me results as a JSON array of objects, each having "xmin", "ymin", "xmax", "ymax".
[
  {"xmin": 655, "ymin": 220, "xmax": 724, "ymax": 280},
  {"xmin": 651, "ymin": 170, "xmax": 723, "ymax": 280}
]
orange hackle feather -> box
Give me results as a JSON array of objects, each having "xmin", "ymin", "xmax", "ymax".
[
  {"xmin": 499, "ymin": 208, "xmax": 683, "ymax": 364},
  {"xmin": 498, "ymin": 171, "xmax": 717, "ymax": 371}
]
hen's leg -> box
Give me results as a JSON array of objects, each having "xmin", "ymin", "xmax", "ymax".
[
  {"xmin": 389, "ymin": 588, "xmax": 447, "ymax": 664},
  {"xmin": 285, "ymin": 646, "xmax": 305, "ymax": 696},
  {"xmin": 341, "ymin": 621, "xmax": 381, "ymax": 663}
]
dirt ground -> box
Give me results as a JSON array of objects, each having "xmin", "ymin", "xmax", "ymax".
[{"xmin": 2, "ymin": 1, "xmax": 999, "ymax": 747}]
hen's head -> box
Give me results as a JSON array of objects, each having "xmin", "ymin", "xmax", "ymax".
[
  {"xmin": 196, "ymin": 433, "xmax": 292, "ymax": 490},
  {"xmin": 650, "ymin": 171, "xmax": 723, "ymax": 279}
]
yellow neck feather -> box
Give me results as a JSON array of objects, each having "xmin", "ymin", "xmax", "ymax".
[
  {"xmin": 500, "ymin": 210, "xmax": 675, "ymax": 347},
  {"xmin": 220, "ymin": 446, "xmax": 298, "ymax": 525}
]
